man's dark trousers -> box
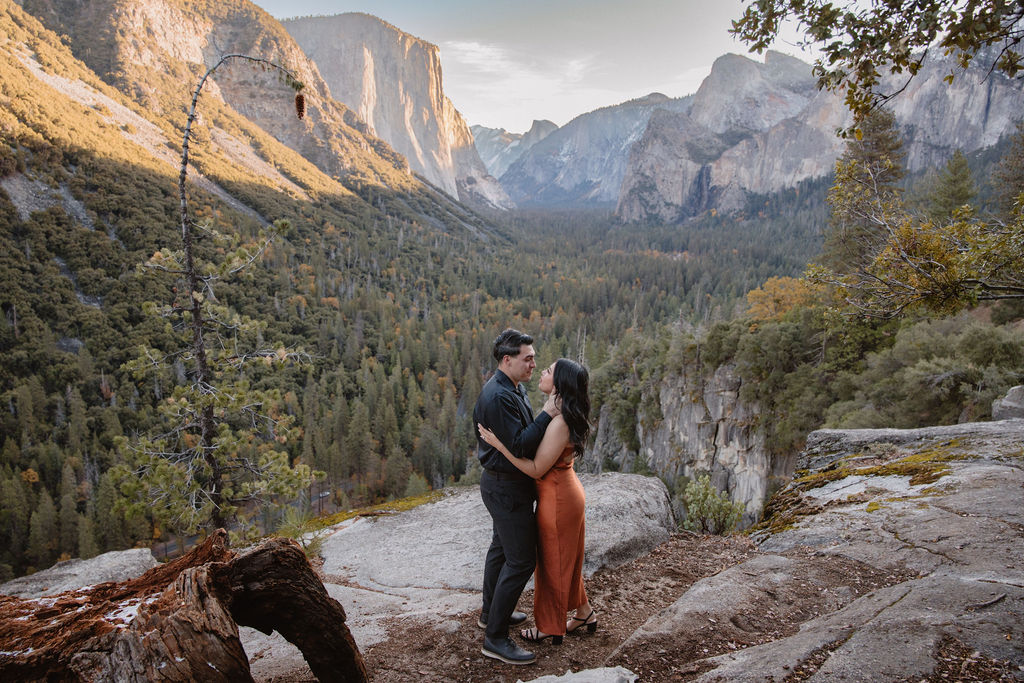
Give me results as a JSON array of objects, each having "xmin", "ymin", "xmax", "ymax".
[
  {"xmin": 474, "ymin": 369, "xmax": 549, "ymax": 639},
  {"xmin": 479, "ymin": 470, "xmax": 536, "ymax": 640}
]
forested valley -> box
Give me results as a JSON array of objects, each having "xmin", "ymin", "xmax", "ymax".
[{"xmin": 2, "ymin": 3, "xmax": 1023, "ymax": 582}]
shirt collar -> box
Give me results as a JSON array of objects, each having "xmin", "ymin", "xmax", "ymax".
[{"xmin": 495, "ymin": 369, "xmax": 522, "ymax": 393}]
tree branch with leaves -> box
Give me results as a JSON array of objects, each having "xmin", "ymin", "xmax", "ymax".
[
  {"xmin": 732, "ymin": 0, "xmax": 1024, "ymax": 122},
  {"xmin": 809, "ymin": 110, "xmax": 1024, "ymax": 318}
]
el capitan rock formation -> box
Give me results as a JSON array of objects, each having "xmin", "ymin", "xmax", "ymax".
[{"xmin": 282, "ymin": 12, "xmax": 511, "ymax": 210}]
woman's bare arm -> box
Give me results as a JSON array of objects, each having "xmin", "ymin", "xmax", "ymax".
[{"xmin": 478, "ymin": 417, "xmax": 569, "ymax": 479}]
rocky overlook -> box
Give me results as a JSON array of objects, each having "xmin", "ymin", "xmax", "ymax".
[
  {"xmin": 282, "ymin": 13, "xmax": 511, "ymax": 210},
  {"xmin": 4, "ymin": 423, "xmax": 1021, "ymax": 681}
]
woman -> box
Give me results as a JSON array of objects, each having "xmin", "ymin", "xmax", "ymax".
[{"xmin": 478, "ymin": 358, "xmax": 598, "ymax": 645}]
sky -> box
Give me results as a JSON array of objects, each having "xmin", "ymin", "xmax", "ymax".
[{"xmin": 251, "ymin": 0, "xmax": 813, "ymax": 133}]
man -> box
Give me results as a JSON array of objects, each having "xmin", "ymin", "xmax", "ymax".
[{"xmin": 473, "ymin": 328, "xmax": 559, "ymax": 665}]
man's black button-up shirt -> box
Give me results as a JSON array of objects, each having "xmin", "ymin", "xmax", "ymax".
[{"xmin": 473, "ymin": 369, "xmax": 552, "ymax": 474}]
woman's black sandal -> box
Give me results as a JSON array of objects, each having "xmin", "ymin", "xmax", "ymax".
[
  {"xmin": 520, "ymin": 627, "xmax": 563, "ymax": 645},
  {"xmin": 566, "ymin": 609, "xmax": 598, "ymax": 634}
]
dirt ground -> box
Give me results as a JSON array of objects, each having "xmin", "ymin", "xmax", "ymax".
[
  {"xmin": 359, "ymin": 534, "xmax": 757, "ymax": 683},
  {"xmin": 348, "ymin": 533, "xmax": 1021, "ymax": 683}
]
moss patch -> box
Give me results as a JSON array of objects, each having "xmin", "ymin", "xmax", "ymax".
[
  {"xmin": 309, "ymin": 490, "xmax": 446, "ymax": 531},
  {"xmin": 793, "ymin": 443, "xmax": 963, "ymax": 490},
  {"xmin": 754, "ymin": 440, "xmax": 973, "ymax": 535}
]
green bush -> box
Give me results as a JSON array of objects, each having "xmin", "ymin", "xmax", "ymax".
[
  {"xmin": 680, "ymin": 474, "xmax": 744, "ymax": 535},
  {"xmin": 405, "ymin": 472, "xmax": 430, "ymax": 498},
  {"xmin": 275, "ymin": 507, "xmax": 329, "ymax": 560}
]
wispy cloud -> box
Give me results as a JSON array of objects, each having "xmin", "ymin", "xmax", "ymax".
[{"xmin": 441, "ymin": 40, "xmax": 614, "ymax": 130}]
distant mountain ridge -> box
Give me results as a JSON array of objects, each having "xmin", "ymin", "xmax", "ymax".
[
  {"xmin": 617, "ymin": 49, "xmax": 1024, "ymax": 223},
  {"xmin": 498, "ymin": 92, "xmax": 693, "ymax": 207},
  {"xmin": 473, "ymin": 48, "xmax": 1022, "ymax": 218},
  {"xmin": 618, "ymin": 50, "xmax": 837, "ymax": 222},
  {"xmin": 281, "ymin": 12, "xmax": 511, "ymax": 210},
  {"xmin": 471, "ymin": 119, "xmax": 558, "ymax": 180}
]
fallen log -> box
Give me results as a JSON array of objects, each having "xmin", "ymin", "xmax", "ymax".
[{"xmin": 0, "ymin": 530, "xmax": 367, "ymax": 682}]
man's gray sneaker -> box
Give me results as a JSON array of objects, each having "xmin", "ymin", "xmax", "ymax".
[{"xmin": 482, "ymin": 636, "xmax": 536, "ymax": 665}]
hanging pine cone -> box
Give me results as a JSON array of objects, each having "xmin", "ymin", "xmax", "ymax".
[{"xmin": 295, "ymin": 93, "xmax": 306, "ymax": 120}]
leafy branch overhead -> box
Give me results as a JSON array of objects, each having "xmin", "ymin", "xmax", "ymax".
[
  {"xmin": 732, "ymin": 1, "xmax": 1024, "ymax": 122},
  {"xmin": 809, "ymin": 110, "xmax": 1024, "ymax": 319}
]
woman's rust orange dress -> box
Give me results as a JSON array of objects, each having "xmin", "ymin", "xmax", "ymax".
[{"xmin": 533, "ymin": 444, "xmax": 588, "ymax": 636}]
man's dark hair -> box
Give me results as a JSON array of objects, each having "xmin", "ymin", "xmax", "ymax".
[{"xmin": 492, "ymin": 328, "xmax": 533, "ymax": 363}]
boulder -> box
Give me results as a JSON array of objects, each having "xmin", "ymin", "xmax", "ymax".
[
  {"xmin": 992, "ymin": 385, "xmax": 1024, "ymax": 420},
  {"xmin": 525, "ymin": 667, "xmax": 638, "ymax": 682},
  {"xmin": 0, "ymin": 548, "xmax": 158, "ymax": 598},
  {"xmin": 608, "ymin": 421, "xmax": 1024, "ymax": 681}
]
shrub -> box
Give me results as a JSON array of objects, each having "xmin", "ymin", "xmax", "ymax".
[
  {"xmin": 405, "ymin": 472, "xmax": 430, "ymax": 498},
  {"xmin": 681, "ymin": 474, "xmax": 744, "ymax": 535},
  {"xmin": 276, "ymin": 507, "xmax": 329, "ymax": 560}
]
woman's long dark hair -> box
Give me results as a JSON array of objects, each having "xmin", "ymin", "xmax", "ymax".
[{"xmin": 552, "ymin": 358, "xmax": 591, "ymax": 456}]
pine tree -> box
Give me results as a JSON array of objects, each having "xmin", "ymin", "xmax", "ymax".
[
  {"xmin": 373, "ymin": 391, "xmax": 398, "ymax": 458},
  {"xmin": 412, "ymin": 422, "xmax": 440, "ymax": 484},
  {"xmin": 94, "ymin": 471, "xmax": 131, "ymax": 551},
  {"xmin": 822, "ymin": 107, "xmax": 905, "ymax": 272},
  {"xmin": 114, "ymin": 54, "xmax": 314, "ymax": 536},
  {"xmin": 58, "ymin": 492, "xmax": 78, "ymax": 559},
  {"xmin": 0, "ymin": 473, "xmax": 32, "ymax": 569},
  {"xmin": 59, "ymin": 461, "xmax": 77, "ymax": 501},
  {"xmin": 66, "ymin": 387, "xmax": 87, "ymax": 457},
  {"xmin": 27, "ymin": 490, "xmax": 57, "ymax": 569},
  {"xmin": 383, "ymin": 447, "xmax": 411, "ymax": 500},
  {"xmin": 927, "ymin": 150, "xmax": 976, "ymax": 222},
  {"xmin": 346, "ymin": 399, "xmax": 373, "ymax": 481},
  {"xmin": 301, "ymin": 377, "xmax": 319, "ymax": 467},
  {"xmin": 77, "ymin": 512, "xmax": 99, "ymax": 559},
  {"xmin": 1, "ymin": 438, "xmax": 19, "ymax": 468}
]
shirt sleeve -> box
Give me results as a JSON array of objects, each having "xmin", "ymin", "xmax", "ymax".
[{"xmin": 483, "ymin": 390, "xmax": 552, "ymax": 461}]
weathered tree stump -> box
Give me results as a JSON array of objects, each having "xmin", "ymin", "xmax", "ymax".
[{"xmin": 0, "ymin": 530, "xmax": 367, "ymax": 682}]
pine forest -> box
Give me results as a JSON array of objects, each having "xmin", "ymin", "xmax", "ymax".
[{"xmin": 2, "ymin": 0, "xmax": 1023, "ymax": 582}]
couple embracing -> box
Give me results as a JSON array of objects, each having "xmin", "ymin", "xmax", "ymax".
[{"xmin": 473, "ymin": 328, "xmax": 598, "ymax": 666}]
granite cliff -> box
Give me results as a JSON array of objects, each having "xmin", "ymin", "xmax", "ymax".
[
  {"xmin": 14, "ymin": 0, "xmax": 423, "ymax": 191},
  {"xmin": 471, "ymin": 119, "xmax": 558, "ymax": 180},
  {"xmin": 586, "ymin": 362, "xmax": 783, "ymax": 526},
  {"xmin": 281, "ymin": 13, "xmax": 511, "ymax": 210},
  {"xmin": 498, "ymin": 92, "xmax": 692, "ymax": 207},
  {"xmin": 616, "ymin": 49, "xmax": 1024, "ymax": 222}
]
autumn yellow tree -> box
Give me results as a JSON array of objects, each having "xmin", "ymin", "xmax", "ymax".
[
  {"xmin": 809, "ymin": 159, "xmax": 1024, "ymax": 318},
  {"xmin": 746, "ymin": 276, "xmax": 821, "ymax": 321}
]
